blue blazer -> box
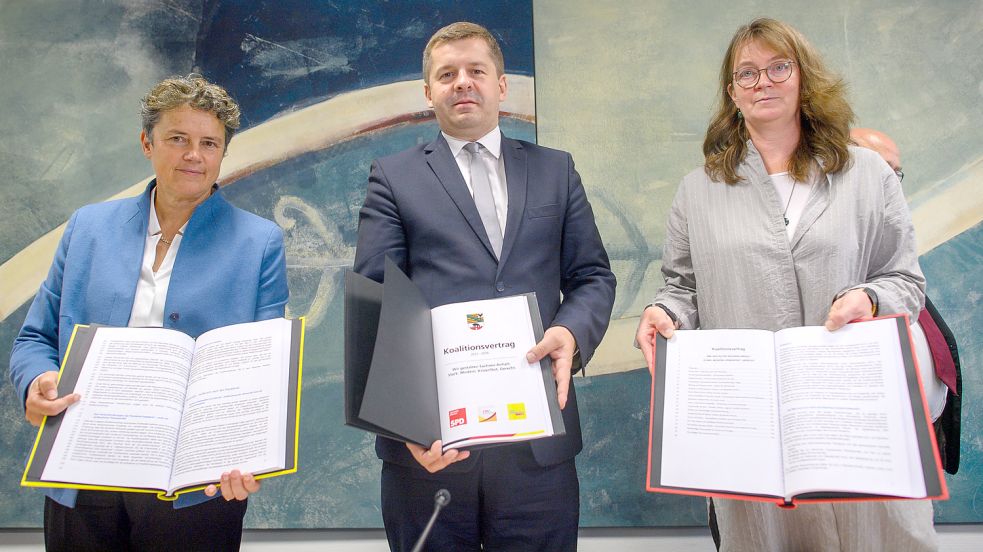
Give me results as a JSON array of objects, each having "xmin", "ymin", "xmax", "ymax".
[
  {"xmin": 354, "ymin": 133, "xmax": 616, "ymax": 469},
  {"xmin": 10, "ymin": 181, "xmax": 289, "ymax": 508}
]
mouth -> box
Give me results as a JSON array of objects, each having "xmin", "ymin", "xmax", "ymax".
[
  {"xmin": 755, "ymin": 97, "xmax": 776, "ymax": 103},
  {"xmin": 177, "ymin": 168, "xmax": 204, "ymax": 176},
  {"xmin": 453, "ymin": 96, "xmax": 480, "ymax": 107}
]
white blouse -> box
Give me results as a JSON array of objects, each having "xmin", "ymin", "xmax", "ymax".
[{"xmin": 127, "ymin": 188, "xmax": 186, "ymax": 328}]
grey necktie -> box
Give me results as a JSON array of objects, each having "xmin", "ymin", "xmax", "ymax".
[{"xmin": 465, "ymin": 142, "xmax": 503, "ymax": 258}]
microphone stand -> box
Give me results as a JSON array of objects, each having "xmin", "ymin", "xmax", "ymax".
[{"xmin": 410, "ymin": 489, "xmax": 451, "ymax": 552}]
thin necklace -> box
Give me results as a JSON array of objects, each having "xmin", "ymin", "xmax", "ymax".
[
  {"xmin": 782, "ymin": 183, "xmax": 796, "ymax": 226},
  {"xmin": 158, "ymin": 235, "xmax": 172, "ymax": 245}
]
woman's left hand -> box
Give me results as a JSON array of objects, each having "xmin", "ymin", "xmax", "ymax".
[
  {"xmin": 824, "ymin": 289, "xmax": 875, "ymax": 331},
  {"xmin": 204, "ymin": 469, "xmax": 261, "ymax": 501}
]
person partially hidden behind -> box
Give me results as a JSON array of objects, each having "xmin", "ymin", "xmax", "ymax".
[
  {"xmin": 9, "ymin": 74, "xmax": 289, "ymax": 551},
  {"xmin": 635, "ymin": 18, "xmax": 939, "ymax": 552},
  {"xmin": 353, "ymin": 21, "xmax": 616, "ymax": 552},
  {"xmin": 851, "ymin": 127, "xmax": 961, "ymax": 474}
]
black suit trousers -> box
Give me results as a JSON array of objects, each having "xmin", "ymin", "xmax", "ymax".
[{"xmin": 381, "ymin": 443, "xmax": 579, "ymax": 552}]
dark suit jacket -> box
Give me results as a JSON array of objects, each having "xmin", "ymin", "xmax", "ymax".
[{"xmin": 353, "ymin": 132, "xmax": 616, "ymax": 468}]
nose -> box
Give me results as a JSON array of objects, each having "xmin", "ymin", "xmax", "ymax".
[
  {"xmin": 755, "ymin": 70, "xmax": 775, "ymax": 89},
  {"xmin": 183, "ymin": 144, "xmax": 203, "ymax": 161},
  {"xmin": 453, "ymin": 71, "xmax": 473, "ymax": 90}
]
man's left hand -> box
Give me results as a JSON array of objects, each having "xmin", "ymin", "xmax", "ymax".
[
  {"xmin": 204, "ymin": 469, "xmax": 260, "ymax": 501},
  {"xmin": 526, "ymin": 326, "xmax": 576, "ymax": 409}
]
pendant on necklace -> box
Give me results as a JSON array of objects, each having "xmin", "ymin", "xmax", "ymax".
[{"xmin": 784, "ymin": 216, "xmax": 789, "ymax": 226}]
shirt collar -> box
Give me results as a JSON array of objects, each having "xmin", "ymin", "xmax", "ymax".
[
  {"xmin": 148, "ymin": 187, "xmax": 188, "ymax": 237},
  {"xmin": 442, "ymin": 127, "xmax": 502, "ymax": 160}
]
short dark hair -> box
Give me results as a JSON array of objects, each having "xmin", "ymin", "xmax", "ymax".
[{"xmin": 422, "ymin": 22, "xmax": 504, "ymax": 84}]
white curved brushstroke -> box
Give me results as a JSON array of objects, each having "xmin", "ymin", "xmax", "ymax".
[{"xmin": 0, "ymin": 76, "xmax": 535, "ymax": 321}]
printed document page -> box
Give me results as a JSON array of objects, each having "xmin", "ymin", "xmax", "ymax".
[
  {"xmin": 430, "ymin": 296, "xmax": 553, "ymax": 448},
  {"xmin": 169, "ymin": 318, "xmax": 292, "ymax": 491},
  {"xmin": 659, "ymin": 329, "xmax": 785, "ymax": 497},
  {"xmin": 40, "ymin": 327, "xmax": 193, "ymax": 489},
  {"xmin": 777, "ymin": 320, "xmax": 926, "ymax": 498}
]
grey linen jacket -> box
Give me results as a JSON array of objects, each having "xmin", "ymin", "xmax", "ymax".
[{"xmin": 653, "ymin": 142, "xmax": 925, "ymax": 331}]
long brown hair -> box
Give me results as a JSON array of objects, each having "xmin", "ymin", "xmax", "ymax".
[{"xmin": 703, "ymin": 18, "xmax": 854, "ymax": 184}]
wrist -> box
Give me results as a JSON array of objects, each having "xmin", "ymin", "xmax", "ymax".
[
  {"xmin": 834, "ymin": 287, "xmax": 878, "ymax": 317},
  {"xmin": 645, "ymin": 303, "xmax": 680, "ymax": 326},
  {"xmin": 860, "ymin": 287, "xmax": 878, "ymax": 316}
]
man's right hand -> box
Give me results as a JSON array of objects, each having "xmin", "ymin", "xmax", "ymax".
[
  {"xmin": 635, "ymin": 306, "xmax": 677, "ymax": 375},
  {"xmin": 406, "ymin": 440, "xmax": 470, "ymax": 473},
  {"xmin": 25, "ymin": 371, "xmax": 80, "ymax": 426}
]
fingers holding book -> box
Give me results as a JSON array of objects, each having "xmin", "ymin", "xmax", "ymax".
[
  {"xmin": 406, "ymin": 441, "xmax": 470, "ymax": 474},
  {"xmin": 25, "ymin": 371, "xmax": 80, "ymax": 426},
  {"xmin": 205, "ymin": 469, "xmax": 261, "ymax": 501}
]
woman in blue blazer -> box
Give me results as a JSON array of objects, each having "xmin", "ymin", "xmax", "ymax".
[{"xmin": 9, "ymin": 74, "xmax": 288, "ymax": 551}]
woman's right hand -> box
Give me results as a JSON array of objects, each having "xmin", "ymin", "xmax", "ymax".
[
  {"xmin": 635, "ymin": 306, "xmax": 678, "ymax": 375},
  {"xmin": 24, "ymin": 371, "xmax": 80, "ymax": 426}
]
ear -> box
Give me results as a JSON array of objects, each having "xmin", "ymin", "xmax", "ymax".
[
  {"xmin": 498, "ymin": 73, "xmax": 508, "ymax": 102},
  {"xmin": 424, "ymin": 82, "xmax": 434, "ymax": 108},
  {"xmin": 140, "ymin": 130, "xmax": 153, "ymax": 159},
  {"xmin": 727, "ymin": 83, "xmax": 736, "ymax": 102}
]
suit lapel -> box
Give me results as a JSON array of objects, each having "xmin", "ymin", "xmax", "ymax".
[
  {"xmin": 425, "ymin": 135, "xmax": 498, "ymax": 260},
  {"xmin": 498, "ymin": 136, "xmax": 527, "ymax": 270}
]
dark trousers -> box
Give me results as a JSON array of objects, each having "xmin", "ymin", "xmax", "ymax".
[
  {"xmin": 44, "ymin": 491, "xmax": 247, "ymax": 552},
  {"xmin": 381, "ymin": 444, "xmax": 580, "ymax": 552}
]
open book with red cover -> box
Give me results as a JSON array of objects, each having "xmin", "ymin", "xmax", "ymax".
[{"xmin": 646, "ymin": 315, "xmax": 947, "ymax": 507}]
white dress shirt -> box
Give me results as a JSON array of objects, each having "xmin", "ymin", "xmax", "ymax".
[{"xmin": 442, "ymin": 127, "xmax": 509, "ymax": 232}]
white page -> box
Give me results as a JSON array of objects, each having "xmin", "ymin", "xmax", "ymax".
[
  {"xmin": 41, "ymin": 327, "xmax": 194, "ymax": 490},
  {"xmin": 659, "ymin": 329, "xmax": 785, "ymax": 497},
  {"xmin": 776, "ymin": 320, "xmax": 926, "ymax": 498},
  {"xmin": 429, "ymin": 296, "xmax": 553, "ymax": 448},
  {"xmin": 169, "ymin": 318, "xmax": 292, "ymax": 491}
]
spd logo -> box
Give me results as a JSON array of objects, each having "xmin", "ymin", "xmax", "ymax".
[{"xmin": 448, "ymin": 408, "xmax": 467, "ymax": 428}]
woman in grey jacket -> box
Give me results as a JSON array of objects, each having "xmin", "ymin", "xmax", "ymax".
[{"xmin": 635, "ymin": 17, "xmax": 936, "ymax": 551}]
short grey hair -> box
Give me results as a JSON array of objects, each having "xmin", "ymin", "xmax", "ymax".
[{"xmin": 140, "ymin": 73, "xmax": 241, "ymax": 147}]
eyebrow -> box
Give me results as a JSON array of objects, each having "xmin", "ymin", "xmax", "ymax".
[
  {"xmin": 434, "ymin": 60, "xmax": 490, "ymax": 72},
  {"xmin": 735, "ymin": 54, "xmax": 791, "ymax": 66}
]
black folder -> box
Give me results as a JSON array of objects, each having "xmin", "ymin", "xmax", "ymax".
[{"xmin": 344, "ymin": 258, "xmax": 564, "ymax": 448}]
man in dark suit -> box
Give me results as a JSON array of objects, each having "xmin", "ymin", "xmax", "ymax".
[{"xmin": 353, "ymin": 21, "xmax": 616, "ymax": 551}]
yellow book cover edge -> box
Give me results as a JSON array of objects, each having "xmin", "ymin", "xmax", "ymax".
[
  {"xmin": 20, "ymin": 317, "xmax": 306, "ymax": 501},
  {"xmin": 20, "ymin": 323, "xmax": 86, "ymax": 488}
]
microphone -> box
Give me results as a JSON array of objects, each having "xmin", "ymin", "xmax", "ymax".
[{"xmin": 410, "ymin": 489, "xmax": 452, "ymax": 552}]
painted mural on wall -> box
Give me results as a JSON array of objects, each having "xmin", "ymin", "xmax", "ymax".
[
  {"xmin": 1, "ymin": 0, "xmax": 980, "ymax": 529},
  {"xmin": 0, "ymin": 0, "xmax": 538, "ymax": 529},
  {"xmin": 533, "ymin": 0, "xmax": 983, "ymax": 525}
]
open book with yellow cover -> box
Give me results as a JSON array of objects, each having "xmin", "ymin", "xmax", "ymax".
[{"xmin": 21, "ymin": 317, "xmax": 304, "ymax": 500}]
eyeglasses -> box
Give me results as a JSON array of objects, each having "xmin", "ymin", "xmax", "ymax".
[
  {"xmin": 733, "ymin": 60, "xmax": 796, "ymax": 89},
  {"xmin": 895, "ymin": 168, "xmax": 904, "ymax": 182}
]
